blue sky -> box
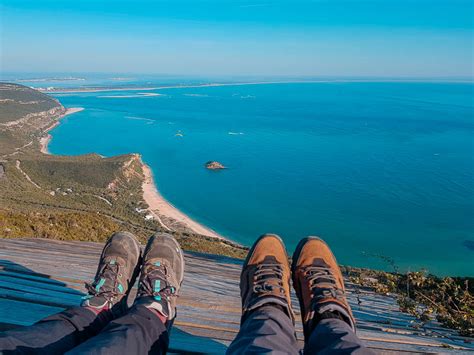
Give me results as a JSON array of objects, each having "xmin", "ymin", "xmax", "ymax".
[{"xmin": 1, "ymin": 0, "xmax": 473, "ymax": 77}]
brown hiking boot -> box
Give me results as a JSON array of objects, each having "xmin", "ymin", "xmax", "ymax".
[
  {"xmin": 292, "ymin": 236, "xmax": 356, "ymax": 339},
  {"xmin": 240, "ymin": 234, "xmax": 294, "ymax": 323}
]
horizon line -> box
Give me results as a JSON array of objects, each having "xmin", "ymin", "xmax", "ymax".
[{"xmin": 1, "ymin": 71, "xmax": 473, "ymax": 81}]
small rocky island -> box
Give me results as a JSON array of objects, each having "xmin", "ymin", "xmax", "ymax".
[{"xmin": 205, "ymin": 161, "xmax": 226, "ymax": 170}]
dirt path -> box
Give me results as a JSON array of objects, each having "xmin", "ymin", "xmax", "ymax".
[{"xmin": 15, "ymin": 160, "xmax": 41, "ymax": 189}]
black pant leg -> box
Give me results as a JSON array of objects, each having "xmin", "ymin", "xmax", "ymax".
[
  {"xmin": 0, "ymin": 306, "xmax": 111, "ymax": 354},
  {"xmin": 67, "ymin": 304, "xmax": 169, "ymax": 355}
]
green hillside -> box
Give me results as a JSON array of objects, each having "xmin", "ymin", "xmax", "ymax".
[
  {"xmin": 0, "ymin": 83, "xmax": 247, "ymax": 258},
  {"xmin": 0, "ymin": 82, "xmax": 61, "ymax": 123}
]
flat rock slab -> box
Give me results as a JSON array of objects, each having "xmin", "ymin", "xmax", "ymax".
[{"xmin": 0, "ymin": 238, "xmax": 472, "ymax": 354}]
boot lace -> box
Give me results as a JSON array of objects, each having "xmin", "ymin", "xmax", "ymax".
[
  {"xmin": 85, "ymin": 262, "xmax": 121, "ymax": 301},
  {"xmin": 138, "ymin": 263, "xmax": 177, "ymax": 300},
  {"xmin": 303, "ymin": 265, "xmax": 345, "ymax": 305},
  {"xmin": 253, "ymin": 263, "xmax": 285, "ymax": 295}
]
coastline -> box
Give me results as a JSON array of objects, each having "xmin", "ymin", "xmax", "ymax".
[
  {"xmin": 38, "ymin": 81, "xmax": 330, "ymax": 94},
  {"xmin": 40, "ymin": 107, "xmax": 84, "ymax": 154},
  {"xmin": 141, "ymin": 162, "xmax": 225, "ymax": 240},
  {"xmin": 37, "ymin": 103, "xmax": 226, "ymax": 241},
  {"xmin": 37, "ymin": 79, "xmax": 474, "ymax": 94}
]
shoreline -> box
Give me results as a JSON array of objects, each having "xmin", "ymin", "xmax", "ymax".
[
  {"xmin": 38, "ymin": 78, "xmax": 474, "ymax": 94},
  {"xmin": 141, "ymin": 162, "xmax": 225, "ymax": 240},
  {"xmin": 37, "ymin": 104, "xmax": 226, "ymax": 241},
  {"xmin": 39, "ymin": 107, "xmax": 84, "ymax": 154}
]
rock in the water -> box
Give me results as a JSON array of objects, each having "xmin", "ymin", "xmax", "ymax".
[{"xmin": 205, "ymin": 161, "xmax": 226, "ymax": 170}]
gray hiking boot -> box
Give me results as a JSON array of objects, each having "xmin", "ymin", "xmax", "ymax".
[
  {"xmin": 134, "ymin": 233, "xmax": 185, "ymax": 326},
  {"xmin": 82, "ymin": 231, "xmax": 142, "ymax": 316}
]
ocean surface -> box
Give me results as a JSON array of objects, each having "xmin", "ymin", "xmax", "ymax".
[{"xmin": 38, "ymin": 81, "xmax": 473, "ymax": 276}]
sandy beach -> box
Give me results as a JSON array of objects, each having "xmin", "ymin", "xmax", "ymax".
[
  {"xmin": 141, "ymin": 163, "xmax": 224, "ymax": 240},
  {"xmin": 40, "ymin": 107, "xmax": 84, "ymax": 154},
  {"xmin": 38, "ymin": 104, "xmax": 225, "ymax": 240}
]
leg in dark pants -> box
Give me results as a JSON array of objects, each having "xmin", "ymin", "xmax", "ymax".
[
  {"xmin": 1, "ymin": 231, "xmax": 141, "ymax": 354},
  {"xmin": 227, "ymin": 305, "xmax": 299, "ymax": 355},
  {"xmin": 67, "ymin": 233, "xmax": 185, "ymax": 355},
  {"xmin": 0, "ymin": 306, "xmax": 111, "ymax": 355},
  {"xmin": 67, "ymin": 304, "xmax": 169, "ymax": 355},
  {"xmin": 304, "ymin": 318, "xmax": 373, "ymax": 354}
]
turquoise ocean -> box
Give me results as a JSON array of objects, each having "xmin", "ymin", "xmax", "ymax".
[{"xmin": 37, "ymin": 81, "xmax": 473, "ymax": 276}]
